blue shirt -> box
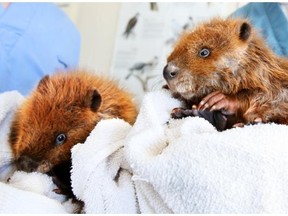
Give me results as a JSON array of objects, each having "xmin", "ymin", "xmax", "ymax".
[
  {"xmin": 0, "ymin": 3, "xmax": 81, "ymax": 95},
  {"xmin": 231, "ymin": 2, "xmax": 288, "ymax": 57}
]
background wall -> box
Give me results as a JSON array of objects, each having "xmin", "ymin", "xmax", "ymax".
[
  {"xmin": 59, "ymin": 2, "xmax": 121, "ymax": 74},
  {"xmin": 59, "ymin": 2, "xmax": 247, "ymax": 74}
]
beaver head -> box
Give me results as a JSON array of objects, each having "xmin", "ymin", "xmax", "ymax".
[
  {"xmin": 9, "ymin": 72, "xmax": 102, "ymax": 173},
  {"xmin": 163, "ymin": 18, "xmax": 255, "ymax": 103}
]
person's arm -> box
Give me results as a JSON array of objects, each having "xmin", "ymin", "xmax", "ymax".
[{"xmin": 1, "ymin": 3, "xmax": 10, "ymax": 8}]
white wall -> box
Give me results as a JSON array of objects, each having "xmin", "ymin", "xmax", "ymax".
[
  {"xmin": 59, "ymin": 2, "xmax": 247, "ymax": 75},
  {"xmin": 59, "ymin": 2, "xmax": 122, "ymax": 74},
  {"xmin": 75, "ymin": 3, "xmax": 121, "ymax": 74}
]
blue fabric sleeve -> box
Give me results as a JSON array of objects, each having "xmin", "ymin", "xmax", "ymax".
[
  {"xmin": 0, "ymin": 3, "xmax": 81, "ymax": 95},
  {"xmin": 230, "ymin": 2, "xmax": 288, "ymax": 57}
]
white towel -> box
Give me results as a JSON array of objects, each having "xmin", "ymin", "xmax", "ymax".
[
  {"xmin": 71, "ymin": 119, "xmax": 138, "ymax": 213},
  {"xmin": 71, "ymin": 89, "xmax": 288, "ymax": 213},
  {"xmin": 0, "ymin": 91, "xmax": 24, "ymax": 181},
  {"xmin": 0, "ymin": 181, "xmax": 68, "ymax": 214},
  {"xmin": 125, "ymin": 89, "xmax": 288, "ymax": 213}
]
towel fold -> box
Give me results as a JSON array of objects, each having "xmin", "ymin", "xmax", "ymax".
[
  {"xmin": 0, "ymin": 91, "xmax": 24, "ymax": 182},
  {"xmin": 72, "ymin": 89, "xmax": 288, "ymax": 213},
  {"xmin": 71, "ymin": 119, "xmax": 138, "ymax": 213},
  {"xmin": 125, "ymin": 89, "xmax": 288, "ymax": 213}
]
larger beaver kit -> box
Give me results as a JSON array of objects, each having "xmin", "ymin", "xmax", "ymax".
[
  {"xmin": 163, "ymin": 17, "xmax": 288, "ymax": 129},
  {"xmin": 9, "ymin": 70, "xmax": 138, "ymax": 197}
]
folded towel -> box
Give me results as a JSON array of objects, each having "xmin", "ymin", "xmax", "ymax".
[
  {"xmin": 72, "ymin": 89, "xmax": 288, "ymax": 213},
  {"xmin": 0, "ymin": 91, "xmax": 24, "ymax": 181},
  {"xmin": 71, "ymin": 119, "xmax": 138, "ymax": 213},
  {"xmin": 0, "ymin": 181, "xmax": 68, "ymax": 214},
  {"xmin": 125, "ymin": 89, "xmax": 288, "ymax": 213}
]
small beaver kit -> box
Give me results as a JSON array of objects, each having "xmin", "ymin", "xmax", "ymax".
[
  {"xmin": 9, "ymin": 70, "xmax": 138, "ymax": 197},
  {"xmin": 163, "ymin": 17, "xmax": 288, "ymax": 130}
]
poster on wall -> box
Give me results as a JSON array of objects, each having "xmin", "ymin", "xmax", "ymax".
[{"xmin": 110, "ymin": 2, "xmax": 243, "ymax": 104}]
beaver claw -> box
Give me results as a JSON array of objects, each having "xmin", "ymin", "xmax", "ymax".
[
  {"xmin": 171, "ymin": 107, "xmax": 198, "ymax": 119},
  {"xmin": 52, "ymin": 176, "xmax": 74, "ymax": 197},
  {"xmin": 171, "ymin": 107, "xmax": 229, "ymax": 131}
]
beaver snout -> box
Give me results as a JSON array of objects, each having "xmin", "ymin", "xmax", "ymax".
[
  {"xmin": 163, "ymin": 63, "xmax": 179, "ymax": 80},
  {"xmin": 16, "ymin": 155, "xmax": 52, "ymax": 173},
  {"xmin": 16, "ymin": 155, "xmax": 40, "ymax": 172}
]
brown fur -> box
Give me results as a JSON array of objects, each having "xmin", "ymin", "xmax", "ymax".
[
  {"xmin": 164, "ymin": 17, "xmax": 288, "ymax": 124},
  {"xmin": 9, "ymin": 70, "xmax": 138, "ymax": 174}
]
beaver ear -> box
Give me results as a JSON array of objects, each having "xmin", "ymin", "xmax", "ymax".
[
  {"xmin": 239, "ymin": 21, "xmax": 251, "ymax": 41},
  {"xmin": 37, "ymin": 75, "xmax": 50, "ymax": 93},
  {"xmin": 84, "ymin": 89, "xmax": 102, "ymax": 112}
]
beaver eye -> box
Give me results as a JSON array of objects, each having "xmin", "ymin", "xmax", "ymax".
[
  {"xmin": 55, "ymin": 133, "xmax": 66, "ymax": 145},
  {"xmin": 199, "ymin": 48, "xmax": 210, "ymax": 58}
]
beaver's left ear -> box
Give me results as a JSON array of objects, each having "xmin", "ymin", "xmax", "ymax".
[
  {"xmin": 239, "ymin": 21, "xmax": 251, "ymax": 41},
  {"xmin": 84, "ymin": 89, "xmax": 102, "ymax": 112},
  {"xmin": 36, "ymin": 75, "xmax": 50, "ymax": 94}
]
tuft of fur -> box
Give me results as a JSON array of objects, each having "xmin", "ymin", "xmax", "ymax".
[
  {"xmin": 9, "ymin": 70, "xmax": 138, "ymax": 196},
  {"xmin": 165, "ymin": 17, "xmax": 288, "ymax": 124}
]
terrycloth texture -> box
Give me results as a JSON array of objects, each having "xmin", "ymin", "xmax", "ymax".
[
  {"xmin": 7, "ymin": 171, "xmax": 66, "ymax": 203},
  {"xmin": 126, "ymin": 90, "xmax": 288, "ymax": 213},
  {"xmin": 71, "ymin": 89, "xmax": 288, "ymax": 213},
  {"xmin": 71, "ymin": 119, "xmax": 138, "ymax": 213},
  {"xmin": 0, "ymin": 181, "xmax": 68, "ymax": 214},
  {"xmin": 0, "ymin": 91, "xmax": 24, "ymax": 181},
  {"xmin": 0, "ymin": 91, "xmax": 75, "ymax": 214}
]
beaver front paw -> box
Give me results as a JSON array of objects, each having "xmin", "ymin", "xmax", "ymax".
[
  {"xmin": 52, "ymin": 175, "xmax": 74, "ymax": 198},
  {"xmin": 171, "ymin": 107, "xmax": 198, "ymax": 119},
  {"xmin": 171, "ymin": 107, "xmax": 231, "ymax": 131}
]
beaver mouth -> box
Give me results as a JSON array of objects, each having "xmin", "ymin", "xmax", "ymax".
[
  {"xmin": 171, "ymin": 81, "xmax": 212, "ymax": 104},
  {"xmin": 168, "ymin": 79, "xmax": 195, "ymax": 99},
  {"xmin": 177, "ymin": 91, "xmax": 196, "ymax": 100}
]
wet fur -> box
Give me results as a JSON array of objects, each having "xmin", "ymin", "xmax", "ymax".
[
  {"xmin": 165, "ymin": 17, "xmax": 288, "ymax": 124},
  {"xmin": 9, "ymin": 70, "xmax": 138, "ymax": 197}
]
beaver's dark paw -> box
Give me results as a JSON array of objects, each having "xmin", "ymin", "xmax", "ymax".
[
  {"xmin": 171, "ymin": 107, "xmax": 198, "ymax": 119},
  {"xmin": 52, "ymin": 176, "xmax": 73, "ymax": 197},
  {"xmin": 171, "ymin": 107, "xmax": 185, "ymax": 119}
]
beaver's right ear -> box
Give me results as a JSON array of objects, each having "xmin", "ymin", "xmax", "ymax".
[
  {"xmin": 36, "ymin": 75, "xmax": 50, "ymax": 94},
  {"xmin": 84, "ymin": 89, "xmax": 102, "ymax": 112},
  {"xmin": 238, "ymin": 21, "xmax": 251, "ymax": 41}
]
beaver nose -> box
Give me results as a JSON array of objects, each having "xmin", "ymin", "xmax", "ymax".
[
  {"xmin": 16, "ymin": 155, "xmax": 39, "ymax": 172},
  {"xmin": 163, "ymin": 64, "xmax": 179, "ymax": 80}
]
